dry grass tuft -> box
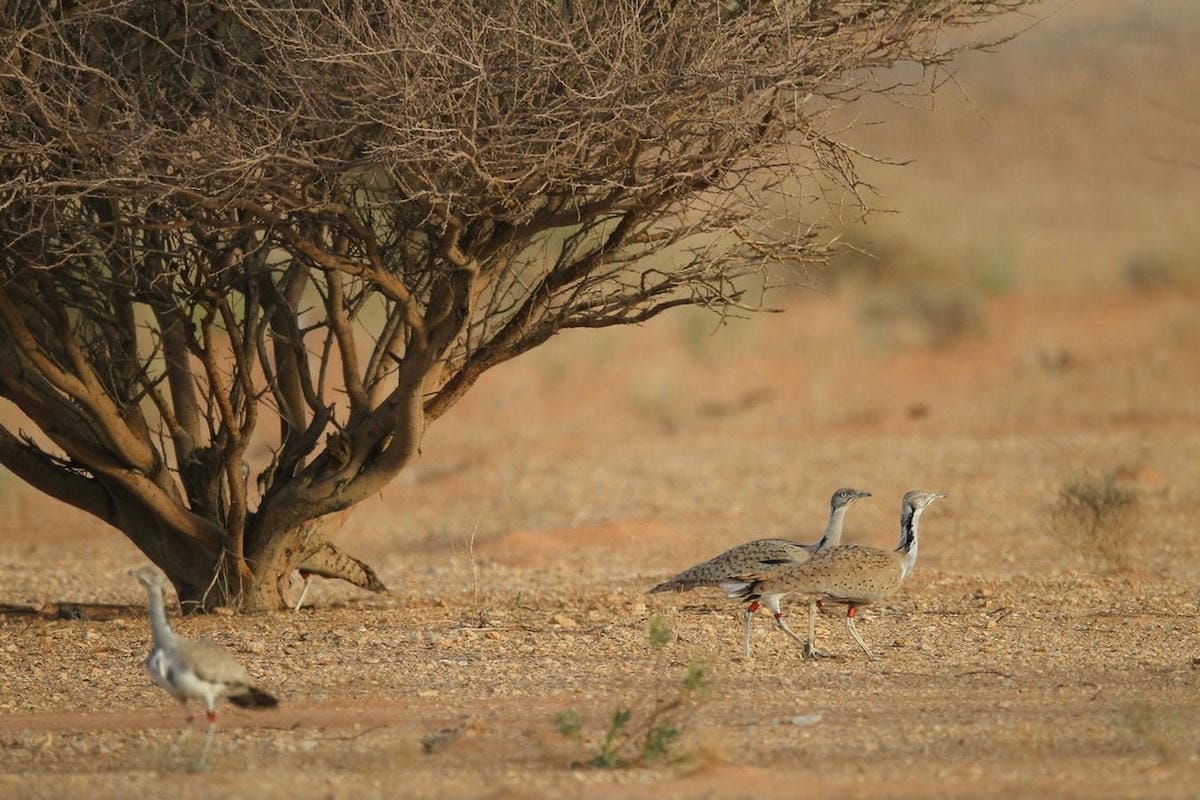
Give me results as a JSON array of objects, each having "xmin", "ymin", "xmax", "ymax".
[{"xmin": 1050, "ymin": 468, "xmax": 1141, "ymax": 574}]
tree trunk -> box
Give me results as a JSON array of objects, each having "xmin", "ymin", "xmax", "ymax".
[
  {"xmin": 121, "ymin": 501, "xmax": 383, "ymax": 612},
  {"xmin": 104, "ymin": 485, "xmax": 227, "ymax": 611},
  {"xmin": 238, "ymin": 513, "xmax": 390, "ymax": 612}
]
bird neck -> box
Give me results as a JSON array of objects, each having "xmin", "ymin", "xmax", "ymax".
[
  {"xmin": 143, "ymin": 585, "xmax": 177, "ymax": 651},
  {"xmin": 816, "ymin": 503, "xmax": 850, "ymax": 549},
  {"xmin": 895, "ymin": 504, "xmax": 922, "ymax": 578}
]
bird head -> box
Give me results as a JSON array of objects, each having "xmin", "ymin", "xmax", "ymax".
[
  {"xmin": 129, "ymin": 565, "xmax": 169, "ymax": 590},
  {"xmin": 831, "ymin": 487, "xmax": 872, "ymax": 509},
  {"xmin": 902, "ymin": 490, "xmax": 948, "ymax": 512}
]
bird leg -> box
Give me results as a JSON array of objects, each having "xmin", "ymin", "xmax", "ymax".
[
  {"xmin": 773, "ymin": 612, "xmax": 808, "ymax": 650},
  {"xmin": 742, "ymin": 600, "xmax": 761, "ymax": 658},
  {"xmin": 194, "ymin": 709, "xmax": 218, "ymax": 770},
  {"xmin": 761, "ymin": 595, "xmax": 808, "ymax": 652},
  {"xmin": 293, "ymin": 570, "xmax": 313, "ymax": 613},
  {"xmin": 803, "ymin": 601, "xmax": 830, "ymax": 660},
  {"xmin": 845, "ymin": 606, "xmax": 876, "ymax": 661},
  {"xmin": 166, "ymin": 701, "xmax": 194, "ymax": 760},
  {"xmin": 741, "ymin": 609, "xmax": 753, "ymax": 659}
]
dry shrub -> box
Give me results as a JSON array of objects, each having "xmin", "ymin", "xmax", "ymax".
[
  {"xmin": 1050, "ymin": 469, "xmax": 1140, "ymax": 574},
  {"xmin": 827, "ymin": 231, "xmax": 991, "ymax": 349},
  {"xmin": 860, "ymin": 282, "xmax": 988, "ymax": 349},
  {"xmin": 1123, "ymin": 251, "xmax": 1200, "ymax": 292}
]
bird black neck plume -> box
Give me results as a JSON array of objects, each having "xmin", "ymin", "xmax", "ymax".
[{"xmin": 897, "ymin": 503, "xmax": 918, "ymax": 554}]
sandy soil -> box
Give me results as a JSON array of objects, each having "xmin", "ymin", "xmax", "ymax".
[{"xmin": 3, "ymin": 2, "xmax": 1200, "ymax": 798}]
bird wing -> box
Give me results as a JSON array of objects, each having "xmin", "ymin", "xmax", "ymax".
[
  {"xmin": 650, "ymin": 538, "xmax": 810, "ymax": 592},
  {"xmin": 173, "ymin": 636, "xmax": 257, "ymax": 688},
  {"xmin": 144, "ymin": 648, "xmax": 176, "ymax": 692}
]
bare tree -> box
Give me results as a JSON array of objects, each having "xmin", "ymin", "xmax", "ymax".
[{"xmin": 0, "ymin": 0, "xmax": 1034, "ymax": 611}]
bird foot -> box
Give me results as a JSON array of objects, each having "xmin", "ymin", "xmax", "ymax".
[{"xmin": 803, "ymin": 644, "xmax": 831, "ymax": 660}]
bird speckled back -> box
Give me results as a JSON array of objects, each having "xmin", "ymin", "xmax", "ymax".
[
  {"xmin": 751, "ymin": 544, "xmax": 905, "ymax": 605},
  {"xmin": 648, "ymin": 538, "xmax": 813, "ymax": 592}
]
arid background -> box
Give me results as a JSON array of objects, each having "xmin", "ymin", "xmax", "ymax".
[{"xmin": 2, "ymin": 2, "xmax": 1199, "ymax": 798}]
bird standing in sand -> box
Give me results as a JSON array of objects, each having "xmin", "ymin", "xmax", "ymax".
[
  {"xmin": 723, "ymin": 489, "xmax": 946, "ymax": 660},
  {"xmin": 130, "ymin": 565, "xmax": 278, "ymax": 766},
  {"xmin": 649, "ymin": 487, "xmax": 871, "ymax": 657}
]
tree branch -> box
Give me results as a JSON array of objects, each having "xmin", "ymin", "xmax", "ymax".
[
  {"xmin": 0, "ymin": 424, "xmax": 113, "ymax": 525},
  {"xmin": 0, "ymin": 288, "xmax": 157, "ymax": 473}
]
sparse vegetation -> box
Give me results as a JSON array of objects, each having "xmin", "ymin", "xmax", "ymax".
[
  {"xmin": 1051, "ymin": 468, "xmax": 1141, "ymax": 574},
  {"xmin": 553, "ymin": 695, "xmax": 692, "ymax": 769},
  {"xmin": 552, "ymin": 629, "xmax": 705, "ymax": 769}
]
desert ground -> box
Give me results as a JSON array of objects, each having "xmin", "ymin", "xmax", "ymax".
[{"xmin": 2, "ymin": 2, "xmax": 1199, "ymax": 798}]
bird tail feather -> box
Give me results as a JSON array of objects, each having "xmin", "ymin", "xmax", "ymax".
[
  {"xmin": 719, "ymin": 579, "xmax": 759, "ymax": 601},
  {"xmin": 230, "ymin": 685, "xmax": 279, "ymax": 709}
]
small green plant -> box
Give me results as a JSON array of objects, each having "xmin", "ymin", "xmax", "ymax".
[
  {"xmin": 640, "ymin": 721, "xmax": 681, "ymax": 764},
  {"xmin": 552, "ymin": 662, "xmax": 705, "ymax": 768},
  {"xmin": 647, "ymin": 613, "xmax": 673, "ymax": 649},
  {"xmin": 1051, "ymin": 468, "xmax": 1140, "ymax": 574},
  {"xmin": 593, "ymin": 708, "xmax": 632, "ymax": 768},
  {"xmin": 554, "ymin": 709, "xmax": 583, "ymax": 739}
]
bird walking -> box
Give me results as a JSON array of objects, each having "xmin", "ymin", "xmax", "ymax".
[
  {"xmin": 649, "ymin": 487, "xmax": 871, "ymax": 658},
  {"xmin": 130, "ymin": 566, "xmax": 278, "ymax": 766},
  {"xmin": 722, "ymin": 489, "xmax": 946, "ymax": 661}
]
